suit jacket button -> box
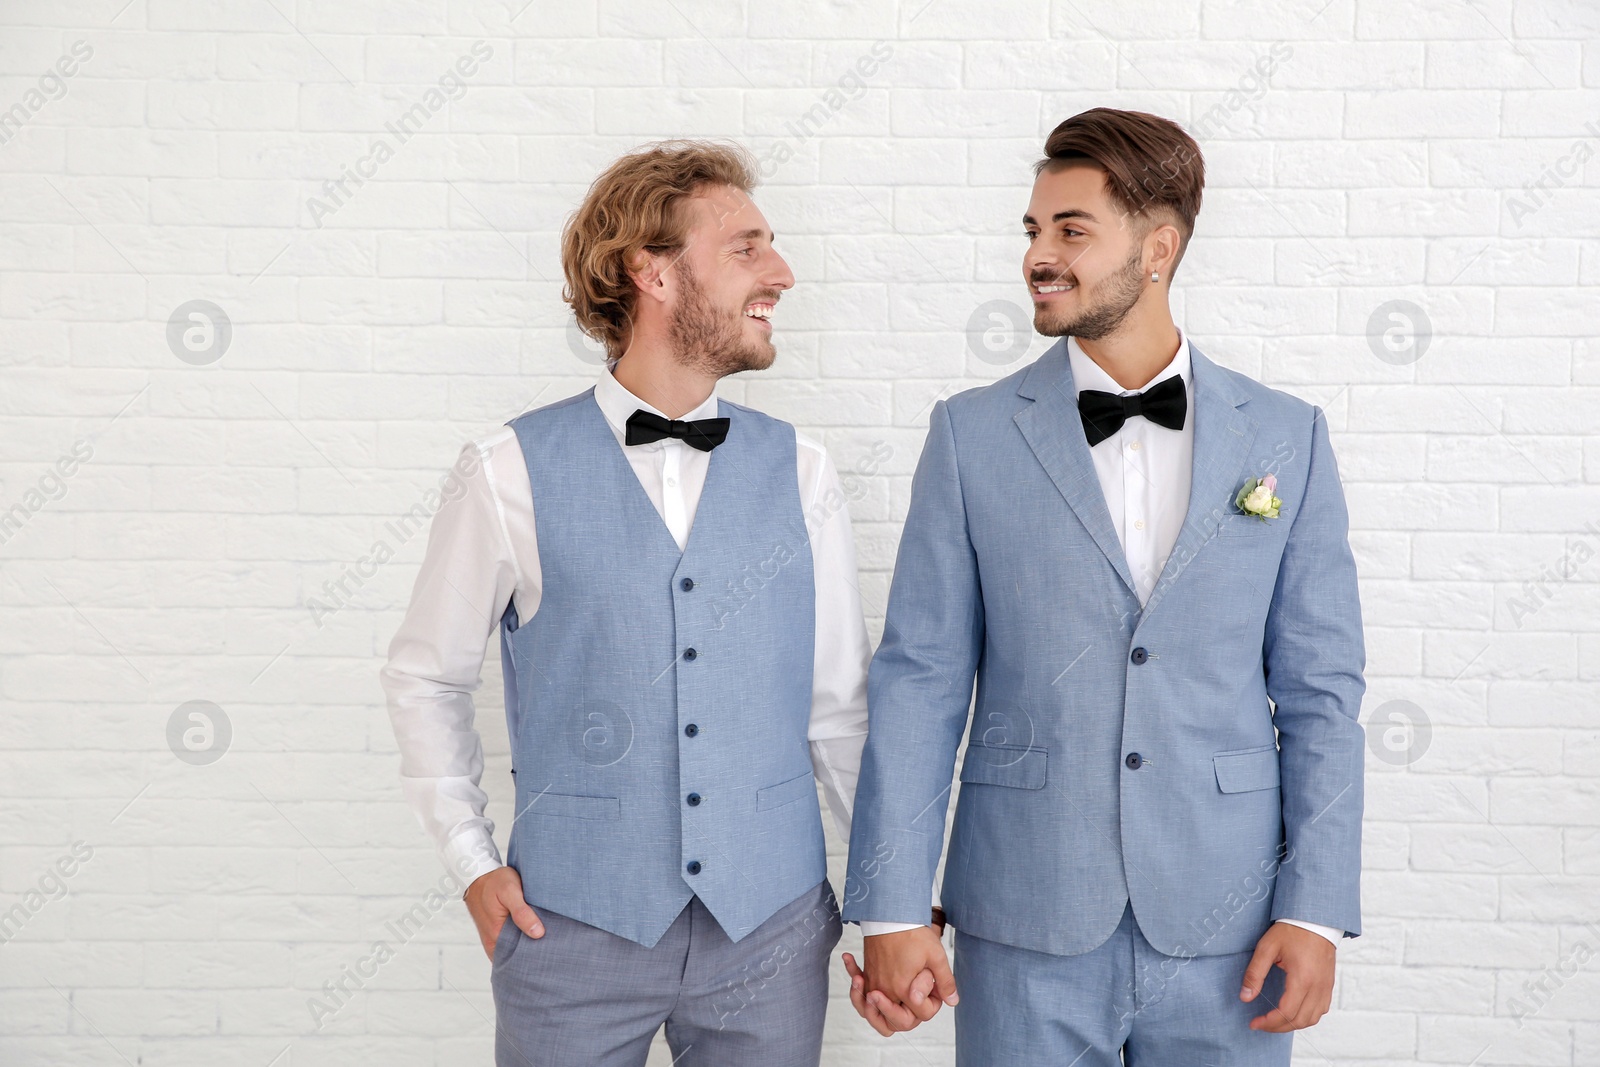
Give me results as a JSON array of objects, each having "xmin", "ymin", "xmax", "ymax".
[
  {"xmin": 1130, "ymin": 646, "xmax": 1148, "ymax": 665},
  {"xmin": 686, "ymin": 792, "xmax": 701, "ymax": 806},
  {"xmin": 684, "ymin": 723, "xmax": 698, "ymax": 737},
  {"xmin": 683, "ymin": 648, "xmax": 697, "ymax": 661},
  {"xmin": 686, "ymin": 860, "xmax": 702, "ymax": 875},
  {"xmin": 1125, "ymin": 752, "xmax": 1143, "ymax": 770},
  {"xmin": 680, "ymin": 578, "xmax": 695, "ymax": 591}
]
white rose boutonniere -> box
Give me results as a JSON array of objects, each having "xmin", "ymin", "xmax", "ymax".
[{"xmin": 1235, "ymin": 473, "xmax": 1282, "ymax": 520}]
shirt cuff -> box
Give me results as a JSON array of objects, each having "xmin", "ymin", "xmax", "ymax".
[
  {"xmin": 441, "ymin": 827, "xmax": 504, "ymax": 891},
  {"xmin": 1278, "ymin": 918, "xmax": 1343, "ymax": 947},
  {"xmin": 860, "ymin": 920, "xmax": 930, "ymax": 937}
]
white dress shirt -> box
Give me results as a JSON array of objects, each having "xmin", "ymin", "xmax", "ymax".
[
  {"xmin": 1069, "ymin": 332, "xmax": 1195, "ymax": 608},
  {"xmin": 1066, "ymin": 330, "xmax": 1341, "ymax": 949},
  {"xmin": 380, "ymin": 368, "xmax": 872, "ymax": 888}
]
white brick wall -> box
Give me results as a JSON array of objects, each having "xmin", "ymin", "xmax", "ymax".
[{"xmin": 1, "ymin": 2, "xmax": 1597, "ymax": 1064}]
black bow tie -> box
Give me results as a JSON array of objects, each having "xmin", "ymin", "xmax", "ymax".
[
  {"xmin": 1077, "ymin": 375, "xmax": 1187, "ymax": 447},
  {"xmin": 624, "ymin": 409, "xmax": 730, "ymax": 452}
]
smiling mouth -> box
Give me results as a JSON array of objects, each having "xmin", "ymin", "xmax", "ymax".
[
  {"xmin": 1032, "ymin": 281, "xmax": 1075, "ymax": 300},
  {"xmin": 744, "ymin": 301, "xmax": 775, "ymax": 326}
]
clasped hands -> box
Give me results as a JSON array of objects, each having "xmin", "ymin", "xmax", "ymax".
[
  {"xmin": 840, "ymin": 918, "xmax": 958, "ymax": 1036},
  {"xmin": 841, "ymin": 918, "xmax": 1337, "ymax": 1036}
]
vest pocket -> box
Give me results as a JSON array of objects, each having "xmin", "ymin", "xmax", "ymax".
[
  {"xmin": 958, "ymin": 744, "xmax": 1047, "ymax": 789},
  {"xmin": 524, "ymin": 791, "xmax": 622, "ymax": 820},
  {"xmin": 1213, "ymin": 745, "xmax": 1281, "ymax": 793},
  {"xmin": 756, "ymin": 771, "xmax": 816, "ymax": 811}
]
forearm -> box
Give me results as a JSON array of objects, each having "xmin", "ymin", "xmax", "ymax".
[
  {"xmin": 382, "ymin": 667, "xmax": 506, "ymax": 883},
  {"xmin": 811, "ymin": 734, "xmax": 864, "ymax": 843},
  {"xmin": 400, "ymin": 773, "xmax": 504, "ymax": 884},
  {"xmin": 844, "ymin": 696, "xmax": 971, "ymax": 923},
  {"xmin": 1270, "ymin": 701, "xmax": 1365, "ymax": 931},
  {"xmin": 803, "ymin": 442, "xmax": 874, "ymax": 844}
]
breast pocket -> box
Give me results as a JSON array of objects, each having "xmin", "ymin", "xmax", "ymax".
[
  {"xmin": 756, "ymin": 771, "xmax": 816, "ymax": 811},
  {"xmin": 1217, "ymin": 513, "xmax": 1280, "ymax": 537}
]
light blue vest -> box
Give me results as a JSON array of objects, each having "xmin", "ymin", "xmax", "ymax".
[{"xmin": 497, "ymin": 389, "xmax": 823, "ymax": 947}]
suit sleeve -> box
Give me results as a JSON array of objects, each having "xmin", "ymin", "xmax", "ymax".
[
  {"xmin": 840, "ymin": 399, "xmax": 984, "ymax": 925},
  {"xmin": 1264, "ymin": 406, "xmax": 1367, "ymax": 938}
]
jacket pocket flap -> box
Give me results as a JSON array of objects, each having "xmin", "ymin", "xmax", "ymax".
[
  {"xmin": 525, "ymin": 791, "xmax": 621, "ymax": 820},
  {"xmin": 959, "ymin": 745, "xmax": 1047, "ymax": 789},
  {"xmin": 756, "ymin": 771, "xmax": 816, "ymax": 811},
  {"xmin": 1213, "ymin": 747, "xmax": 1281, "ymax": 793}
]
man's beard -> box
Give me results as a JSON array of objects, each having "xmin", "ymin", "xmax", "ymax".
[
  {"xmin": 667, "ymin": 261, "xmax": 776, "ymax": 377},
  {"xmin": 1032, "ymin": 245, "xmax": 1146, "ymax": 341}
]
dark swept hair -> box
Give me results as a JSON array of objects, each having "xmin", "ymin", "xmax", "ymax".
[{"xmin": 1036, "ymin": 108, "xmax": 1205, "ymax": 279}]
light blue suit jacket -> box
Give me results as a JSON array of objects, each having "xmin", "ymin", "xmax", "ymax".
[{"xmin": 842, "ymin": 339, "xmax": 1366, "ymax": 958}]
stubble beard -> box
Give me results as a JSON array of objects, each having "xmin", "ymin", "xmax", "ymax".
[
  {"xmin": 1033, "ymin": 244, "xmax": 1147, "ymax": 342},
  {"xmin": 667, "ymin": 260, "xmax": 777, "ymax": 378}
]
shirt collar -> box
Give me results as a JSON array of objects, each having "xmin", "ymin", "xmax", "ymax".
[
  {"xmin": 594, "ymin": 366, "xmax": 721, "ymax": 444},
  {"xmin": 1067, "ymin": 328, "xmax": 1191, "ymax": 398}
]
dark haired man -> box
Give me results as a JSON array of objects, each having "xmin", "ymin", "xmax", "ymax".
[{"xmin": 841, "ymin": 108, "xmax": 1366, "ymax": 1066}]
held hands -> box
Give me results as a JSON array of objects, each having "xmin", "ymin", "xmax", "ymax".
[
  {"xmin": 842, "ymin": 921, "xmax": 958, "ymax": 1036},
  {"xmin": 843, "ymin": 913, "xmax": 1331, "ymax": 1036},
  {"xmin": 463, "ymin": 866, "xmax": 545, "ymax": 959},
  {"xmin": 1240, "ymin": 921, "xmax": 1337, "ymax": 1032}
]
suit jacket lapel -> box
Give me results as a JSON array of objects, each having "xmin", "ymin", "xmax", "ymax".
[
  {"xmin": 1012, "ymin": 338, "xmax": 1261, "ymax": 620},
  {"xmin": 1013, "ymin": 339, "xmax": 1139, "ymax": 599},
  {"xmin": 1139, "ymin": 342, "xmax": 1258, "ymax": 619}
]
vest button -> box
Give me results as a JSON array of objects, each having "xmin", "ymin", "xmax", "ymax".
[
  {"xmin": 1125, "ymin": 752, "xmax": 1143, "ymax": 770},
  {"xmin": 680, "ymin": 577, "xmax": 695, "ymax": 592},
  {"xmin": 683, "ymin": 648, "xmax": 697, "ymax": 661},
  {"xmin": 684, "ymin": 723, "xmax": 698, "ymax": 737},
  {"xmin": 686, "ymin": 792, "xmax": 701, "ymax": 806},
  {"xmin": 686, "ymin": 860, "xmax": 702, "ymax": 875},
  {"xmin": 1130, "ymin": 646, "xmax": 1148, "ymax": 665}
]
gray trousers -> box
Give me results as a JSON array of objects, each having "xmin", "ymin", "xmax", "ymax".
[{"xmin": 490, "ymin": 879, "xmax": 842, "ymax": 1067}]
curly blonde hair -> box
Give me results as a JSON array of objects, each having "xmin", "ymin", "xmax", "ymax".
[{"xmin": 561, "ymin": 140, "xmax": 759, "ymax": 360}]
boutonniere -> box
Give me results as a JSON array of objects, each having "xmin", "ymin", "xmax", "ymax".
[{"xmin": 1235, "ymin": 474, "xmax": 1282, "ymax": 520}]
